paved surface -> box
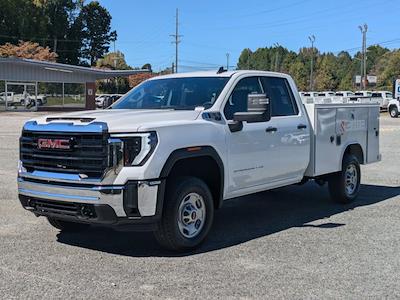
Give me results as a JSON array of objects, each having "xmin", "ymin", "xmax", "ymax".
[{"xmin": 0, "ymin": 111, "xmax": 399, "ymax": 299}]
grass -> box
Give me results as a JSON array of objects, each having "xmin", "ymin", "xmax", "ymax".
[{"xmin": 44, "ymin": 96, "xmax": 85, "ymax": 107}]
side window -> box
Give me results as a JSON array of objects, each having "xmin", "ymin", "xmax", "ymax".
[
  {"xmin": 224, "ymin": 77, "xmax": 262, "ymax": 120},
  {"xmin": 261, "ymin": 77, "xmax": 299, "ymax": 117}
]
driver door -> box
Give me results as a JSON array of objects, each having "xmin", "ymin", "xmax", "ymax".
[{"xmin": 224, "ymin": 76, "xmax": 278, "ymax": 195}]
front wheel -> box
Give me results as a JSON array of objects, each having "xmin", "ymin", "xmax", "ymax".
[
  {"xmin": 328, "ymin": 154, "xmax": 361, "ymax": 204},
  {"xmin": 389, "ymin": 106, "xmax": 399, "ymax": 118},
  {"xmin": 154, "ymin": 177, "xmax": 214, "ymax": 251}
]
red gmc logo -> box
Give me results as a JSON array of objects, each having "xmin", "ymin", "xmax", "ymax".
[{"xmin": 37, "ymin": 138, "xmax": 71, "ymax": 150}]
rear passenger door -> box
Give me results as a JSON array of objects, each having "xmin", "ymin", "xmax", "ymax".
[{"xmin": 259, "ymin": 76, "xmax": 310, "ymax": 181}]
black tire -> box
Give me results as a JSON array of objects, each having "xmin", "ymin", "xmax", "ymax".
[
  {"xmin": 154, "ymin": 177, "xmax": 214, "ymax": 251},
  {"xmin": 328, "ymin": 154, "xmax": 361, "ymax": 204},
  {"xmin": 389, "ymin": 106, "xmax": 399, "ymax": 118},
  {"xmin": 47, "ymin": 217, "xmax": 89, "ymax": 232}
]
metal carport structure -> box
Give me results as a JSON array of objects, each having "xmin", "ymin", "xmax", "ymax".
[{"xmin": 0, "ymin": 58, "xmax": 147, "ymax": 111}]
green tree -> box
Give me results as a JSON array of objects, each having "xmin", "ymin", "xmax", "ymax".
[
  {"xmin": 141, "ymin": 63, "xmax": 152, "ymax": 71},
  {"xmin": 314, "ymin": 53, "xmax": 338, "ymax": 90},
  {"xmin": 237, "ymin": 48, "xmax": 253, "ymax": 69},
  {"xmin": 33, "ymin": 0, "xmax": 80, "ymax": 63},
  {"xmin": 366, "ymin": 45, "xmax": 389, "ymax": 74},
  {"xmin": 336, "ymin": 51, "xmax": 353, "ymax": 90},
  {"xmin": 0, "ymin": 0, "xmax": 46, "ymax": 45},
  {"xmin": 288, "ymin": 59, "xmax": 308, "ymax": 91},
  {"xmin": 76, "ymin": 1, "xmax": 117, "ymax": 65},
  {"xmin": 96, "ymin": 51, "xmax": 130, "ymax": 70},
  {"xmin": 374, "ymin": 50, "xmax": 400, "ymax": 89},
  {"xmin": 96, "ymin": 51, "xmax": 131, "ymax": 94}
]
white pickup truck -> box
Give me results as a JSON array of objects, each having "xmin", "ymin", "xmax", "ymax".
[
  {"xmin": 18, "ymin": 70, "xmax": 381, "ymax": 251},
  {"xmin": 389, "ymin": 79, "xmax": 400, "ymax": 118}
]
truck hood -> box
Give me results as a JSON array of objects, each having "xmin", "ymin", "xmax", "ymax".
[{"xmin": 34, "ymin": 109, "xmax": 203, "ymax": 132}]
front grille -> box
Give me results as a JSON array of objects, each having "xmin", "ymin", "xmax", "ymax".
[{"xmin": 20, "ymin": 130, "xmax": 109, "ymax": 178}]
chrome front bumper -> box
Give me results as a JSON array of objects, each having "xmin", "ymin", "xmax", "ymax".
[
  {"xmin": 18, "ymin": 172, "xmax": 162, "ymax": 220},
  {"xmin": 18, "ymin": 177, "xmax": 126, "ymax": 216}
]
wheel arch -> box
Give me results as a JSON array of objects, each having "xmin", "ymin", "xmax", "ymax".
[
  {"xmin": 160, "ymin": 146, "xmax": 225, "ymax": 209},
  {"xmin": 341, "ymin": 143, "xmax": 364, "ymax": 167}
]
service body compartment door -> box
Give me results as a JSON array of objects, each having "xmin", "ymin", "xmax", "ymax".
[
  {"xmin": 314, "ymin": 108, "xmax": 339, "ymax": 175},
  {"xmin": 336, "ymin": 107, "xmax": 368, "ymax": 165},
  {"xmin": 367, "ymin": 106, "xmax": 380, "ymax": 163}
]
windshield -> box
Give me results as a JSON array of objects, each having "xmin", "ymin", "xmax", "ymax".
[{"xmin": 112, "ymin": 77, "xmax": 230, "ymax": 110}]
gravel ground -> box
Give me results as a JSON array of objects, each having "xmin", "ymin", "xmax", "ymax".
[{"xmin": 0, "ymin": 111, "xmax": 399, "ymax": 299}]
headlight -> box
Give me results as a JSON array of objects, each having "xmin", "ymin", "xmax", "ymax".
[{"xmin": 110, "ymin": 132, "xmax": 158, "ymax": 166}]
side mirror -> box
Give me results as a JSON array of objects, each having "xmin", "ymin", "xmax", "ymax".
[{"xmin": 233, "ymin": 93, "xmax": 271, "ymax": 123}]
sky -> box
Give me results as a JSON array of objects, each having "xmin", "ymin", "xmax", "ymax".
[{"xmin": 98, "ymin": 0, "xmax": 400, "ymax": 72}]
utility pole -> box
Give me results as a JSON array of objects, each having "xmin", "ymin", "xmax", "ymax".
[
  {"xmin": 53, "ymin": 37, "xmax": 57, "ymax": 53},
  {"xmin": 308, "ymin": 35, "xmax": 315, "ymax": 91},
  {"xmin": 274, "ymin": 43, "xmax": 280, "ymax": 72},
  {"xmin": 170, "ymin": 8, "xmax": 182, "ymax": 73},
  {"xmin": 359, "ymin": 24, "xmax": 368, "ymax": 89},
  {"xmin": 226, "ymin": 53, "xmax": 230, "ymax": 70},
  {"xmin": 172, "ymin": 62, "xmax": 175, "ymax": 74}
]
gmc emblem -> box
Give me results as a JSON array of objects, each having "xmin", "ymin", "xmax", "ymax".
[{"xmin": 37, "ymin": 138, "xmax": 71, "ymax": 150}]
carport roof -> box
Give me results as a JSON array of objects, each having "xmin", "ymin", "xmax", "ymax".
[{"xmin": 0, "ymin": 57, "xmax": 149, "ymax": 83}]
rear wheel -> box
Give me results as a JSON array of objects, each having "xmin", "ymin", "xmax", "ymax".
[
  {"xmin": 47, "ymin": 217, "xmax": 89, "ymax": 232},
  {"xmin": 154, "ymin": 177, "xmax": 214, "ymax": 251},
  {"xmin": 328, "ymin": 154, "xmax": 361, "ymax": 204},
  {"xmin": 389, "ymin": 106, "xmax": 399, "ymax": 118}
]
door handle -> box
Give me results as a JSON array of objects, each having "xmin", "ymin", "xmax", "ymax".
[
  {"xmin": 266, "ymin": 126, "xmax": 278, "ymax": 133},
  {"xmin": 297, "ymin": 124, "xmax": 307, "ymax": 130}
]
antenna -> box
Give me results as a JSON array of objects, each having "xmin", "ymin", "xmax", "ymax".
[{"xmin": 217, "ymin": 66, "xmax": 227, "ymax": 74}]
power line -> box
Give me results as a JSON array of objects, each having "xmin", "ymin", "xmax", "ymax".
[
  {"xmin": 180, "ymin": 59, "xmax": 221, "ymax": 66},
  {"xmin": 238, "ymin": 0, "xmax": 310, "ymax": 18},
  {"xmin": 196, "ymin": 0, "xmax": 394, "ymax": 32}
]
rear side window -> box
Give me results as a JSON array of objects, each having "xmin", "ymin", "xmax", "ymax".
[
  {"xmin": 260, "ymin": 77, "xmax": 299, "ymax": 117},
  {"xmin": 371, "ymin": 93, "xmax": 381, "ymax": 97},
  {"xmin": 224, "ymin": 77, "xmax": 262, "ymax": 120}
]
